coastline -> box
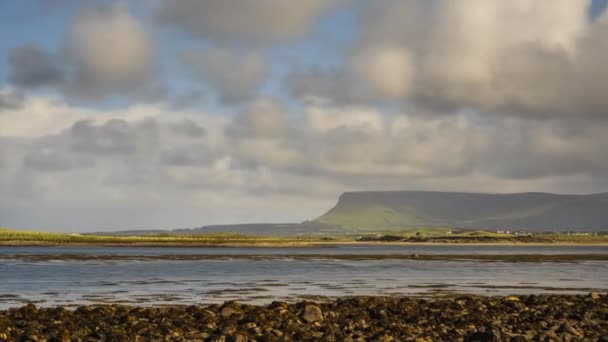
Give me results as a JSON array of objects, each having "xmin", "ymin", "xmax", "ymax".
[
  {"xmin": 1, "ymin": 294, "xmax": 606, "ymax": 341},
  {"xmin": 1, "ymin": 240, "xmax": 608, "ymax": 248}
]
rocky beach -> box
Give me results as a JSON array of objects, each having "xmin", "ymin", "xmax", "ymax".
[{"xmin": 1, "ymin": 294, "xmax": 606, "ymax": 341}]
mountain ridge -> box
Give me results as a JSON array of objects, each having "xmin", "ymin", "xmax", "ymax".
[
  {"xmin": 316, "ymin": 190, "xmax": 608, "ymax": 232},
  {"xmin": 89, "ymin": 191, "xmax": 608, "ymax": 236}
]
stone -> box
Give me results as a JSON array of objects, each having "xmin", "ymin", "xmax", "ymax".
[
  {"xmin": 221, "ymin": 306, "xmax": 240, "ymax": 318},
  {"xmin": 226, "ymin": 334, "xmax": 248, "ymax": 342},
  {"xmin": 559, "ymin": 323, "xmax": 582, "ymax": 337},
  {"xmin": 301, "ymin": 304, "xmax": 324, "ymax": 323},
  {"xmin": 504, "ymin": 296, "xmax": 520, "ymax": 302},
  {"xmin": 0, "ymin": 295, "xmax": 604, "ymax": 340}
]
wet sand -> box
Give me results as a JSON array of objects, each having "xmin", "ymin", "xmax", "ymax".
[{"xmin": 1, "ymin": 252, "xmax": 607, "ymax": 262}]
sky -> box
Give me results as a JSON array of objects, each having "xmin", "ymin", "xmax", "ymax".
[{"xmin": 1, "ymin": 0, "xmax": 608, "ymax": 232}]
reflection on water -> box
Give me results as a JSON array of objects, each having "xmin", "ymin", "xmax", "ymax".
[{"xmin": 0, "ymin": 245, "xmax": 607, "ymax": 309}]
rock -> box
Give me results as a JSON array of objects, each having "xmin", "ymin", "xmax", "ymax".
[
  {"xmin": 590, "ymin": 292, "xmax": 601, "ymax": 300},
  {"xmin": 301, "ymin": 304, "xmax": 324, "ymax": 323},
  {"xmin": 504, "ymin": 296, "xmax": 520, "ymax": 302},
  {"xmin": 0, "ymin": 295, "xmax": 604, "ymax": 340},
  {"xmin": 464, "ymin": 331, "xmax": 497, "ymax": 342},
  {"xmin": 220, "ymin": 305, "xmax": 241, "ymax": 318},
  {"xmin": 559, "ymin": 322, "xmax": 583, "ymax": 337},
  {"xmin": 226, "ymin": 334, "xmax": 248, "ymax": 342}
]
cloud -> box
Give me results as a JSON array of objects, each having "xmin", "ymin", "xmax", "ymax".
[
  {"xmin": 23, "ymin": 143, "xmax": 94, "ymax": 172},
  {"xmin": 0, "ymin": 89, "xmax": 24, "ymax": 112},
  {"xmin": 170, "ymin": 89, "xmax": 206, "ymax": 110},
  {"xmin": 65, "ymin": 4, "xmax": 154, "ymax": 101},
  {"xmin": 3, "ymin": 1, "xmax": 608, "ymax": 231},
  {"xmin": 7, "ymin": 45, "xmax": 64, "ymax": 88},
  {"xmin": 69, "ymin": 118, "xmax": 159, "ymax": 156},
  {"xmin": 288, "ymin": 0, "xmax": 608, "ymax": 119},
  {"xmin": 156, "ymin": 0, "xmax": 340, "ymax": 44},
  {"xmin": 224, "ymin": 99, "xmax": 608, "ymax": 186},
  {"xmin": 286, "ymin": 68, "xmax": 359, "ymax": 105},
  {"xmin": 160, "ymin": 144, "xmax": 219, "ymax": 166},
  {"xmin": 2, "ymin": 92, "xmax": 608, "ymax": 230},
  {"xmin": 349, "ymin": 45, "xmax": 413, "ymax": 100},
  {"xmin": 0, "ymin": 95, "xmax": 82, "ymax": 137},
  {"xmin": 183, "ymin": 48, "xmax": 266, "ymax": 103},
  {"xmin": 169, "ymin": 119, "xmax": 207, "ymax": 138},
  {"xmin": 225, "ymin": 98, "xmax": 289, "ymax": 139},
  {"xmin": 6, "ymin": 4, "xmax": 156, "ymax": 104}
]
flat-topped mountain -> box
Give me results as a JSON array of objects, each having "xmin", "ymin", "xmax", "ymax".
[{"xmin": 315, "ymin": 191, "xmax": 608, "ymax": 232}]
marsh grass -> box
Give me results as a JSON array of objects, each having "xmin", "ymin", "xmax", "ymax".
[{"xmin": 0, "ymin": 228, "xmax": 318, "ymax": 245}]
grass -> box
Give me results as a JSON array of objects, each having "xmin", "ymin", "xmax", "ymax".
[
  {"xmin": 0, "ymin": 228, "xmax": 323, "ymax": 245},
  {"xmin": 1, "ymin": 228, "xmax": 606, "ymax": 246}
]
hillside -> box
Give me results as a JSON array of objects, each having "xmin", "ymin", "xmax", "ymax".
[{"xmin": 315, "ymin": 191, "xmax": 608, "ymax": 232}]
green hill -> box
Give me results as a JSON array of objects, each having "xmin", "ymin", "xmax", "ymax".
[{"xmin": 315, "ymin": 191, "xmax": 608, "ymax": 232}]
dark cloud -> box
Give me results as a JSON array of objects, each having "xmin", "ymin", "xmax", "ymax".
[
  {"xmin": 170, "ymin": 89, "xmax": 206, "ymax": 110},
  {"xmin": 286, "ymin": 68, "xmax": 361, "ymax": 105},
  {"xmin": 182, "ymin": 48, "xmax": 266, "ymax": 104},
  {"xmin": 23, "ymin": 146, "xmax": 94, "ymax": 172},
  {"xmin": 69, "ymin": 119, "xmax": 159, "ymax": 156},
  {"xmin": 8, "ymin": 45, "xmax": 65, "ymax": 88},
  {"xmin": 170, "ymin": 119, "xmax": 206, "ymax": 137},
  {"xmin": 156, "ymin": 0, "xmax": 340, "ymax": 44},
  {"xmin": 0, "ymin": 91, "xmax": 24, "ymax": 112},
  {"xmin": 6, "ymin": 5, "xmax": 156, "ymax": 105},
  {"xmin": 160, "ymin": 144, "xmax": 218, "ymax": 166}
]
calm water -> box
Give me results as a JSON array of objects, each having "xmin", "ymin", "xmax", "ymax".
[{"xmin": 0, "ymin": 245, "xmax": 607, "ymax": 309}]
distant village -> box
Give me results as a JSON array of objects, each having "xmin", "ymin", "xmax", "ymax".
[{"xmin": 495, "ymin": 230, "xmax": 607, "ymax": 236}]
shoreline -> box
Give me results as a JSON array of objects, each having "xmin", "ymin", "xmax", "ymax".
[
  {"xmin": 1, "ymin": 240, "xmax": 608, "ymax": 248},
  {"xmin": 1, "ymin": 294, "xmax": 605, "ymax": 341}
]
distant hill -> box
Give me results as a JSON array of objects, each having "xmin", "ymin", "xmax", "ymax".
[
  {"xmin": 315, "ymin": 191, "xmax": 608, "ymax": 232},
  {"xmin": 176, "ymin": 222, "xmax": 341, "ymax": 237},
  {"xmin": 92, "ymin": 221, "xmax": 340, "ymax": 237}
]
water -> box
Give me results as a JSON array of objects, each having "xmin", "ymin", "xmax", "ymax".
[{"xmin": 0, "ymin": 245, "xmax": 607, "ymax": 309}]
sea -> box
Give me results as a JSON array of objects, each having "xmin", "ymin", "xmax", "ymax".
[{"xmin": 0, "ymin": 245, "xmax": 606, "ymax": 309}]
